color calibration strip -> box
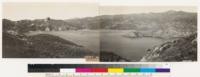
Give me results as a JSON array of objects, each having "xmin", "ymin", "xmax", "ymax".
[
  {"xmin": 28, "ymin": 64, "xmax": 170, "ymax": 73},
  {"xmin": 60, "ymin": 68, "xmax": 170, "ymax": 73}
]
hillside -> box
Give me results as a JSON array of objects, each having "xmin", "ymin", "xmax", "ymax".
[
  {"xmin": 140, "ymin": 33, "xmax": 197, "ymax": 62},
  {"xmin": 3, "ymin": 32, "xmax": 97, "ymax": 58},
  {"xmin": 3, "ymin": 32, "xmax": 30, "ymax": 57}
]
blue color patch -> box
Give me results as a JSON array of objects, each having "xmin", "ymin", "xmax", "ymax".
[{"xmin": 140, "ymin": 68, "xmax": 156, "ymax": 73}]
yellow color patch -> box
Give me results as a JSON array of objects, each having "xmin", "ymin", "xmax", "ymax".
[{"xmin": 108, "ymin": 68, "xmax": 124, "ymax": 73}]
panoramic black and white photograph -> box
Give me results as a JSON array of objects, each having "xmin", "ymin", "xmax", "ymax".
[
  {"xmin": 99, "ymin": 6, "xmax": 197, "ymax": 62},
  {"xmin": 2, "ymin": 3, "xmax": 197, "ymax": 62}
]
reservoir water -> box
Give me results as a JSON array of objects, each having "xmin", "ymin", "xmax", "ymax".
[
  {"xmin": 27, "ymin": 30, "xmax": 164, "ymax": 61},
  {"xmin": 100, "ymin": 30, "xmax": 164, "ymax": 61}
]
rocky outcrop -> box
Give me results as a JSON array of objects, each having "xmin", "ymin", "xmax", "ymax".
[
  {"xmin": 123, "ymin": 31, "xmax": 143, "ymax": 38},
  {"xmin": 140, "ymin": 33, "xmax": 197, "ymax": 62}
]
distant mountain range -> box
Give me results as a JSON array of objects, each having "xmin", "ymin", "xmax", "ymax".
[{"xmin": 3, "ymin": 11, "xmax": 197, "ymax": 36}]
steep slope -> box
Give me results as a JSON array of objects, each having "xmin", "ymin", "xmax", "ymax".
[
  {"xmin": 3, "ymin": 32, "xmax": 97, "ymax": 58},
  {"xmin": 3, "ymin": 32, "xmax": 31, "ymax": 57},
  {"xmin": 140, "ymin": 33, "xmax": 197, "ymax": 62}
]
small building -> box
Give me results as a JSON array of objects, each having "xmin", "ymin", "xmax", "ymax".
[{"xmin": 45, "ymin": 27, "xmax": 50, "ymax": 31}]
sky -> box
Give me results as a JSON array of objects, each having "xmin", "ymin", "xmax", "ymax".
[
  {"xmin": 3, "ymin": 3, "xmax": 197, "ymax": 20},
  {"xmin": 3, "ymin": 3, "xmax": 99, "ymax": 20},
  {"xmin": 100, "ymin": 6, "xmax": 197, "ymax": 15}
]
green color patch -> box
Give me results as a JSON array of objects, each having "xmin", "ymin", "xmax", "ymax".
[{"xmin": 124, "ymin": 68, "xmax": 140, "ymax": 72}]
